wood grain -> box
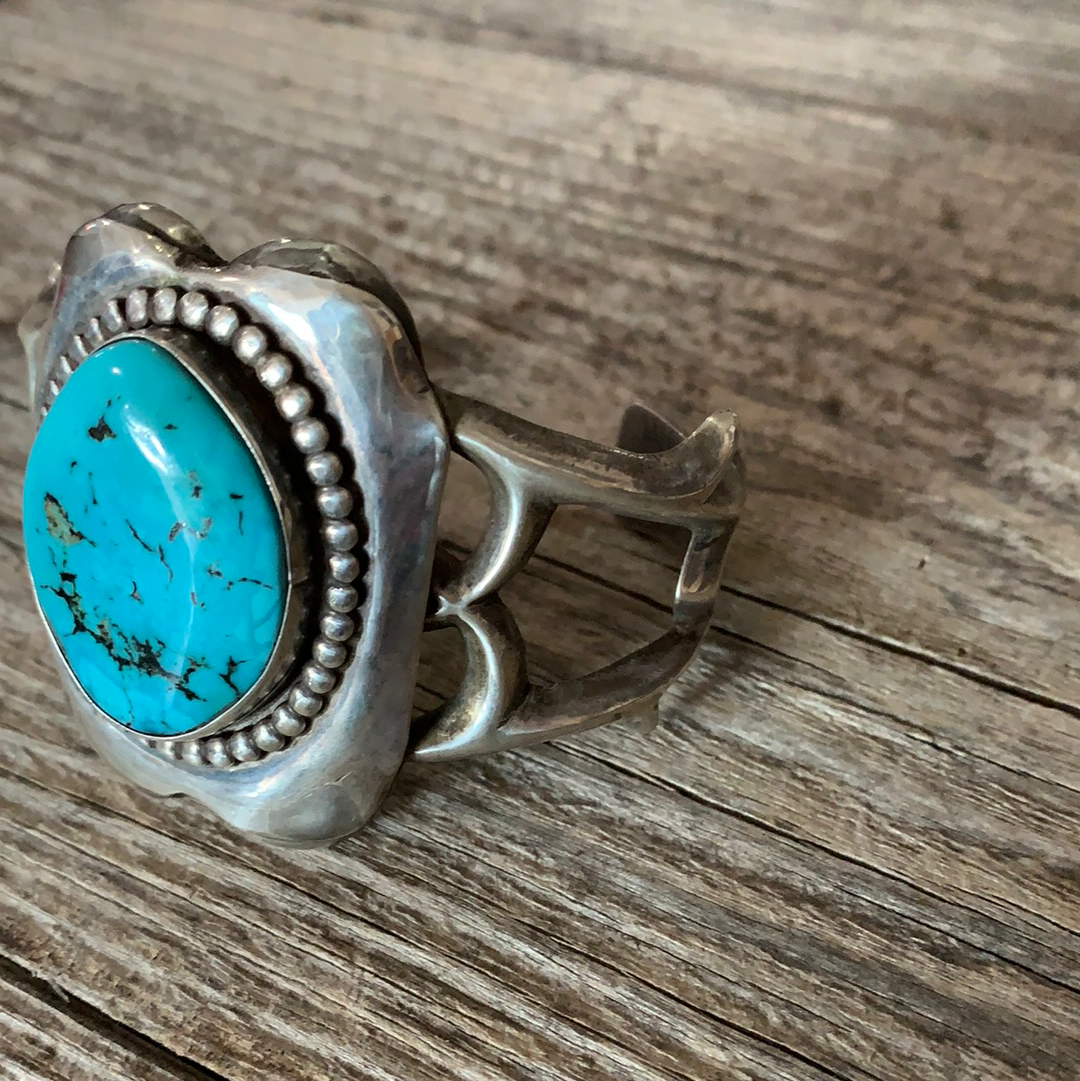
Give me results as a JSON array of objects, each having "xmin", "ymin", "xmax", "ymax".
[{"xmin": 0, "ymin": 2, "xmax": 1078, "ymax": 1079}]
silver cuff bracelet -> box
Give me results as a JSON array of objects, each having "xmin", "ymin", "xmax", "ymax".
[{"xmin": 18, "ymin": 204, "xmax": 745, "ymax": 846}]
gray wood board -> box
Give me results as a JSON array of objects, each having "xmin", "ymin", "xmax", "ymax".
[{"xmin": 0, "ymin": 2, "xmax": 1077, "ymax": 1078}]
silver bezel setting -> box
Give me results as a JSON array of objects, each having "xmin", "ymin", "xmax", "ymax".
[{"xmin": 37, "ymin": 289, "xmax": 367, "ymax": 766}]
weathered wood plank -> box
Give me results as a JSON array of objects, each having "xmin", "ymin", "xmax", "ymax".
[
  {"xmin": 2, "ymin": 725, "xmax": 1078, "ymax": 1081},
  {"xmin": 1, "ymin": 383, "xmax": 1078, "ymax": 1077},
  {"xmin": 0, "ymin": 1, "xmax": 1078, "ymax": 1079},
  {"xmin": 3, "ymin": 0, "xmax": 1078, "ymax": 708},
  {"xmin": 0, "ymin": 956, "xmax": 222, "ymax": 1081}
]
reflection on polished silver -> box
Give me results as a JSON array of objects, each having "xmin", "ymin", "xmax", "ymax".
[{"xmin": 20, "ymin": 204, "xmax": 745, "ymax": 846}]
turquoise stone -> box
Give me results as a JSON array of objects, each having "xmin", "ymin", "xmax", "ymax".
[{"xmin": 23, "ymin": 338, "xmax": 287, "ymax": 737}]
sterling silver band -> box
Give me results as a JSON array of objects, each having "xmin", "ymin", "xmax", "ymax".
[{"xmin": 413, "ymin": 388, "xmax": 743, "ymax": 761}]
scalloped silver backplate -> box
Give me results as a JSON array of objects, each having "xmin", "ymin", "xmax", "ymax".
[{"xmin": 22, "ymin": 207, "xmax": 448, "ymax": 845}]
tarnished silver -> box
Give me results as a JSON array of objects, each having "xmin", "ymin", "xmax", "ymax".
[{"xmin": 20, "ymin": 204, "xmax": 745, "ymax": 846}]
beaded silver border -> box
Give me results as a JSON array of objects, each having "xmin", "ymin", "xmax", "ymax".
[{"xmin": 38, "ymin": 285, "xmax": 367, "ymax": 768}]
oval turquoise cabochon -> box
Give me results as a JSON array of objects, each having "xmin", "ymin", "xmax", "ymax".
[{"xmin": 23, "ymin": 338, "xmax": 287, "ymax": 737}]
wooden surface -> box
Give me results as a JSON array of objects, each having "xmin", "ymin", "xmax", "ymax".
[{"xmin": 1, "ymin": 2, "xmax": 1079, "ymax": 1078}]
